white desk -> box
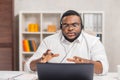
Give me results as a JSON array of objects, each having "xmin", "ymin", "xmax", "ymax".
[
  {"xmin": 0, "ymin": 71, "xmax": 118, "ymax": 80},
  {"xmin": 94, "ymin": 73, "xmax": 118, "ymax": 80},
  {"xmin": 0, "ymin": 71, "xmax": 37, "ymax": 80}
]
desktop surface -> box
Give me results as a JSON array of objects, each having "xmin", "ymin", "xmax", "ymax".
[{"xmin": 0, "ymin": 71, "xmax": 118, "ymax": 80}]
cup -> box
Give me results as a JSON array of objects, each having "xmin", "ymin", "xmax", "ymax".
[{"xmin": 117, "ymin": 65, "xmax": 120, "ymax": 79}]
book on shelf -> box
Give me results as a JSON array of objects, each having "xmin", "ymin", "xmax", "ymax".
[
  {"xmin": 23, "ymin": 39, "xmax": 30, "ymax": 52},
  {"xmin": 23, "ymin": 39, "xmax": 37, "ymax": 52},
  {"xmin": 29, "ymin": 40, "xmax": 34, "ymax": 51},
  {"xmin": 31, "ymin": 40, "xmax": 37, "ymax": 51}
]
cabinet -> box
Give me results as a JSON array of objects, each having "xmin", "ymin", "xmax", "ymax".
[{"xmin": 19, "ymin": 11, "xmax": 104, "ymax": 71}]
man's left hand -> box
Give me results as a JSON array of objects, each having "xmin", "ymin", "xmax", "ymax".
[{"xmin": 67, "ymin": 56, "xmax": 90, "ymax": 63}]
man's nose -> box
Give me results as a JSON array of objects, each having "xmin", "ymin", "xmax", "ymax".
[{"xmin": 68, "ymin": 25, "xmax": 74, "ymax": 30}]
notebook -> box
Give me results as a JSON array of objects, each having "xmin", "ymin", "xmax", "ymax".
[{"xmin": 37, "ymin": 63, "xmax": 94, "ymax": 80}]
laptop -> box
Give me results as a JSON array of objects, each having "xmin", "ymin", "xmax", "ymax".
[{"xmin": 37, "ymin": 63, "xmax": 94, "ymax": 80}]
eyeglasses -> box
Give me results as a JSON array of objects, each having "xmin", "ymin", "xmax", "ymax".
[{"xmin": 62, "ymin": 23, "xmax": 80, "ymax": 28}]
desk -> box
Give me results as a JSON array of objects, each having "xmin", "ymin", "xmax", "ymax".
[
  {"xmin": 94, "ymin": 73, "xmax": 118, "ymax": 80},
  {"xmin": 0, "ymin": 71, "xmax": 118, "ymax": 80},
  {"xmin": 0, "ymin": 71, "xmax": 37, "ymax": 80}
]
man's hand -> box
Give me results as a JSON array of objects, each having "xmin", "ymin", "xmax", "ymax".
[
  {"xmin": 39, "ymin": 49, "xmax": 59, "ymax": 63},
  {"xmin": 67, "ymin": 56, "xmax": 89, "ymax": 63},
  {"xmin": 30, "ymin": 49, "xmax": 59, "ymax": 71}
]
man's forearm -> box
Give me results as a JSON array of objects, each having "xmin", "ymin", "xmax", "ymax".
[
  {"xmin": 94, "ymin": 61, "xmax": 103, "ymax": 74},
  {"xmin": 30, "ymin": 58, "xmax": 48, "ymax": 71},
  {"xmin": 89, "ymin": 60, "xmax": 103, "ymax": 74},
  {"xmin": 77, "ymin": 58, "xmax": 103, "ymax": 74},
  {"xmin": 79, "ymin": 58, "xmax": 103, "ymax": 74},
  {"xmin": 30, "ymin": 59, "xmax": 39, "ymax": 71}
]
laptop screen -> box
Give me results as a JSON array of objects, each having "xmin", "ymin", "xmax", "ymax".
[{"xmin": 37, "ymin": 63, "xmax": 94, "ymax": 80}]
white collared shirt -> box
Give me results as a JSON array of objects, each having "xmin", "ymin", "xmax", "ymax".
[{"xmin": 26, "ymin": 30, "xmax": 109, "ymax": 75}]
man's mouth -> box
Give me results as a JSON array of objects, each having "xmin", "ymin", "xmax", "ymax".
[{"xmin": 67, "ymin": 32, "xmax": 75, "ymax": 37}]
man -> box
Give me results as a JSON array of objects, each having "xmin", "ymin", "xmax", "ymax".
[{"xmin": 26, "ymin": 10, "xmax": 109, "ymax": 74}]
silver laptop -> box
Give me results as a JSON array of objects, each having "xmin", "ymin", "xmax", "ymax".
[{"xmin": 37, "ymin": 63, "xmax": 94, "ymax": 80}]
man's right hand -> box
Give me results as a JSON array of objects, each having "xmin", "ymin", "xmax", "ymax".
[
  {"xmin": 39, "ymin": 49, "xmax": 59, "ymax": 63},
  {"xmin": 30, "ymin": 49, "xmax": 59, "ymax": 71}
]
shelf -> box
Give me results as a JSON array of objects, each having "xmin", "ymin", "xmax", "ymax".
[
  {"xmin": 42, "ymin": 13, "xmax": 61, "ymax": 32},
  {"xmin": 22, "ymin": 52, "xmax": 35, "ymax": 55},
  {"xmin": 19, "ymin": 11, "xmax": 104, "ymax": 71},
  {"xmin": 42, "ymin": 32, "xmax": 56, "ymax": 34},
  {"xmin": 22, "ymin": 32, "xmax": 41, "ymax": 34}
]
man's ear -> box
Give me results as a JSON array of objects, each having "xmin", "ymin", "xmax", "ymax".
[
  {"xmin": 81, "ymin": 23, "xmax": 84, "ymax": 30},
  {"xmin": 60, "ymin": 25, "xmax": 62, "ymax": 29}
]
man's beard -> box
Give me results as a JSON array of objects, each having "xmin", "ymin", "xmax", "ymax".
[{"xmin": 63, "ymin": 32, "xmax": 81, "ymax": 42}]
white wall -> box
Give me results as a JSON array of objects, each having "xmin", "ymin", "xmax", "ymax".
[
  {"xmin": 15, "ymin": 0, "xmax": 120, "ymax": 72},
  {"xmin": 103, "ymin": 0, "xmax": 120, "ymax": 72}
]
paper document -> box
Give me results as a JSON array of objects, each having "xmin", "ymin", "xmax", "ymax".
[
  {"xmin": 0, "ymin": 71, "xmax": 24, "ymax": 80},
  {"xmin": 14, "ymin": 72, "xmax": 38, "ymax": 80}
]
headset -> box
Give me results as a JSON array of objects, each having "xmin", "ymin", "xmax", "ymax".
[{"xmin": 59, "ymin": 10, "xmax": 91, "ymax": 62}]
